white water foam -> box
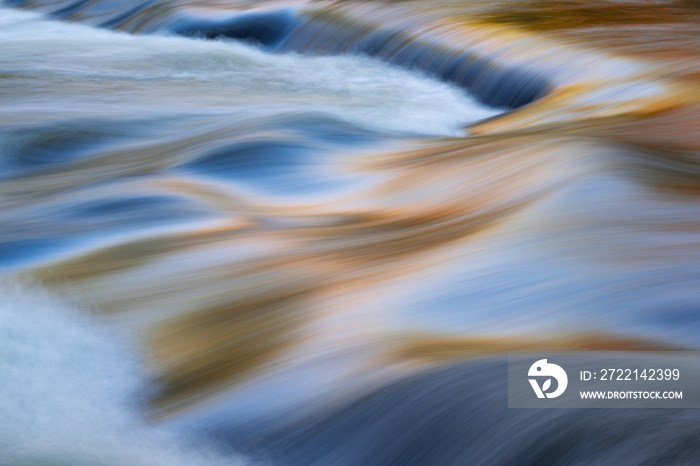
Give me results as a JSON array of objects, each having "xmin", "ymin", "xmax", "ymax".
[
  {"xmin": 0, "ymin": 278, "xmax": 242, "ymax": 466},
  {"xmin": 0, "ymin": 7, "xmax": 499, "ymax": 137}
]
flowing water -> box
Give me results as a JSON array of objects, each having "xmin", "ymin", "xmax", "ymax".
[
  {"xmin": 3, "ymin": 0, "xmax": 700, "ymax": 464},
  {"xmin": 0, "ymin": 278, "xmax": 245, "ymax": 465}
]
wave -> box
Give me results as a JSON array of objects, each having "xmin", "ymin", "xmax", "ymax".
[{"xmin": 4, "ymin": 0, "xmax": 551, "ymax": 109}]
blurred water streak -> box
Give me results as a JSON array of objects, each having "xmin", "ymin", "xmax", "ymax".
[{"xmin": 3, "ymin": 1, "xmax": 700, "ymax": 464}]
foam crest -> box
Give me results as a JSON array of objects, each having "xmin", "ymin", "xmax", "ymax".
[{"xmin": 0, "ymin": 278, "xmax": 242, "ymax": 466}]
